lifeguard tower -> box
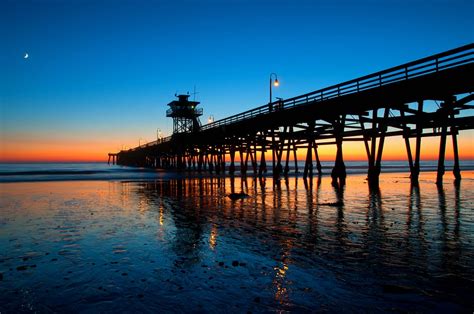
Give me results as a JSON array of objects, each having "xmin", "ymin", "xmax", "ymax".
[{"xmin": 166, "ymin": 94, "xmax": 203, "ymax": 134}]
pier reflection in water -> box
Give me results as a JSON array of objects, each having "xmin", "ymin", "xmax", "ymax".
[
  {"xmin": 0, "ymin": 172, "xmax": 473, "ymax": 312},
  {"xmin": 122, "ymin": 173, "xmax": 473, "ymax": 311}
]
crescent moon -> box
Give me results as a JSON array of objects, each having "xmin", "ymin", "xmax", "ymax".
[{"xmin": 24, "ymin": 53, "xmax": 29, "ymax": 59}]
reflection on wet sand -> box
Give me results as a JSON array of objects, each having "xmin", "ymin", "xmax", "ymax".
[
  {"xmin": 1, "ymin": 172, "xmax": 473, "ymax": 312},
  {"xmin": 130, "ymin": 174, "xmax": 473, "ymax": 310}
]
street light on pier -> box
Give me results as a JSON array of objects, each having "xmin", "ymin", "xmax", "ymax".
[
  {"xmin": 157, "ymin": 128, "xmax": 162, "ymax": 142},
  {"xmin": 139, "ymin": 138, "xmax": 143, "ymax": 147},
  {"xmin": 269, "ymin": 73, "xmax": 279, "ymax": 104}
]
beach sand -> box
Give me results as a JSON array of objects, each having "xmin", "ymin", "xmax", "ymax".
[{"xmin": 1, "ymin": 171, "xmax": 473, "ymax": 312}]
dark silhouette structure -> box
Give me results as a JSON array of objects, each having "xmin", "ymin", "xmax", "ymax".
[
  {"xmin": 167, "ymin": 94, "xmax": 203, "ymax": 134},
  {"xmin": 108, "ymin": 153, "xmax": 117, "ymax": 165},
  {"xmin": 112, "ymin": 44, "xmax": 474, "ymax": 186}
]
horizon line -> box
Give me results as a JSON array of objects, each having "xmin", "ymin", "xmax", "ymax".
[{"xmin": 1, "ymin": 158, "xmax": 473, "ymax": 164}]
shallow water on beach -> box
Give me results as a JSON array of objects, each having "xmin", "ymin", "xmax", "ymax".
[{"xmin": 1, "ymin": 172, "xmax": 473, "ymax": 312}]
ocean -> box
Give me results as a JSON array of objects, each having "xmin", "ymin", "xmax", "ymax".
[
  {"xmin": 1, "ymin": 162, "xmax": 473, "ymax": 312},
  {"xmin": 1, "ymin": 160, "xmax": 473, "ymax": 183}
]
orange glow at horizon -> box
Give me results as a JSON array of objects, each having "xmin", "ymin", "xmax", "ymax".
[
  {"xmin": 306, "ymin": 135, "xmax": 474, "ymax": 161},
  {"xmin": 0, "ymin": 134, "xmax": 129, "ymax": 163},
  {"xmin": 236, "ymin": 133, "xmax": 473, "ymax": 162},
  {"xmin": 1, "ymin": 131, "xmax": 473, "ymax": 163}
]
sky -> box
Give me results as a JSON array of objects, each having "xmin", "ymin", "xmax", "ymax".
[{"xmin": 1, "ymin": 0, "xmax": 473, "ymax": 162}]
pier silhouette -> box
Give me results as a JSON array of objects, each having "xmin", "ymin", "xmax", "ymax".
[{"xmin": 112, "ymin": 44, "xmax": 474, "ymax": 186}]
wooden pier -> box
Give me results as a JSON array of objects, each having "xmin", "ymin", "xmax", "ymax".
[{"xmin": 112, "ymin": 44, "xmax": 474, "ymax": 186}]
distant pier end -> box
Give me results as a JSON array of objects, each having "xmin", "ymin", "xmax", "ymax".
[
  {"xmin": 108, "ymin": 153, "xmax": 117, "ymax": 165},
  {"xmin": 110, "ymin": 44, "xmax": 474, "ymax": 186}
]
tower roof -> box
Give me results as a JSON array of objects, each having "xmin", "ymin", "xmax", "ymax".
[
  {"xmin": 166, "ymin": 94, "xmax": 203, "ymax": 119},
  {"xmin": 167, "ymin": 94, "xmax": 200, "ymax": 108}
]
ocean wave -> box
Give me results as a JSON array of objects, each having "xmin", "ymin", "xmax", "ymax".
[
  {"xmin": 0, "ymin": 170, "xmax": 106, "ymax": 176},
  {"xmin": 0, "ymin": 161, "xmax": 473, "ymax": 183}
]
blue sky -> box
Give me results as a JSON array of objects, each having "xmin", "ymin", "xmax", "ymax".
[{"xmin": 1, "ymin": 0, "xmax": 473, "ymax": 158}]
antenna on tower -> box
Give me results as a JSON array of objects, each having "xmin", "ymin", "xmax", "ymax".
[{"xmin": 191, "ymin": 85, "xmax": 199, "ymax": 101}]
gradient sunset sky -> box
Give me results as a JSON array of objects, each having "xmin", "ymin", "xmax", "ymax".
[{"xmin": 1, "ymin": 0, "xmax": 473, "ymax": 162}]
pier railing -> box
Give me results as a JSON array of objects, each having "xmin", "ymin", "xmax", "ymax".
[
  {"xmin": 128, "ymin": 136, "xmax": 173, "ymax": 151},
  {"xmin": 201, "ymin": 43, "xmax": 473, "ymax": 131},
  {"xmin": 127, "ymin": 43, "xmax": 473, "ymax": 152}
]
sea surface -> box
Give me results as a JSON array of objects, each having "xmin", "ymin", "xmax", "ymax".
[
  {"xmin": 0, "ymin": 162, "xmax": 473, "ymax": 312},
  {"xmin": 1, "ymin": 160, "xmax": 473, "ymax": 183}
]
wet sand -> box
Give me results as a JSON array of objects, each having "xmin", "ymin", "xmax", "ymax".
[{"xmin": 1, "ymin": 172, "xmax": 473, "ymax": 312}]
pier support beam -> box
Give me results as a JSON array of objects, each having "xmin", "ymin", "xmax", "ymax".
[
  {"xmin": 209, "ymin": 152, "xmax": 214, "ymax": 173},
  {"xmin": 215, "ymin": 149, "xmax": 222, "ymax": 174},
  {"xmin": 331, "ymin": 116, "xmax": 346, "ymax": 187},
  {"xmin": 187, "ymin": 154, "xmax": 192, "ymax": 170},
  {"xmin": 399, "ymin": 110, "xmax": 415, "ymax": 184},
  {"xmin": 198, "ymin": 150, "xmax": 204, "ymax": 172},
  {"xmin": 284, "ymin": 134, "xmax": 291, "ymax": 175},
  {"xmin": 108, "ymin": 153, "xmax": 117, "ymax": 165},
  {"xmin": 258, "ymin": 134, "xmax": 267, "ymax": 176},
  {"xmin": 303, "ymin": 138, "xmax": 313, "ymax": 178},
  {"xmin": 220, "ymin": 148, "xmax": 226, "ymax": 173},
  {"xmin": 293, "ymin": 137, "xmax": 299, "ymax": 174},
  {"xmin": 367, "ymin": 108, "xmax": 389, "ymax": 187},
  {"xmin": 412, "ymin": 100, "xmax": 424, "ymax": 184},
  {"xmin": 436, "ymin": 97, "xmax": 456, "ymax": 186},
  {"xmin": 271, "ymin": 129, "xmax": 277, "ymax": 178},
  {"xmin": 274, "ymin": 127, "xmax": 285, "ymax": 179},
  {"xmin": 436, "ymin": 122, "xmax": 448, "ymax": 186},
  {"xmin": 313, "ymin": 141, "xmax": 322, "ymax": 176},
  {"xmin": 240, "ymin": 148, "xmax": 247, "ymax": 176},
  {"xmin": 229, "ymin": 145, "xmax": 236, "ymax": 175},
  {"xmin": 451, "ymin": 117, "xmax": 461, "ymax": 183},
  {"xmin": 284, "ymin": 126, "xmax": 298, "ymax": 175},
  {"xmin": 259, "ymin": 148, "xmax": 267, "ymax": 176},
  {"xmin": 303, "ymin": 121, "xmax": 315, "ymax": 179},
  {"xmin": 251, "ymin": 141, "xmax": 258, "ymax": 174}
]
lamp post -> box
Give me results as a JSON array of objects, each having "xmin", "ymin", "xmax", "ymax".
[
  {"xmin": 139, "ymin": 138, "xmax": 142, "ymax": 147},
  {"xmin": 269, "ymin": 73, "xmax": 279, "ymax": 104},
  {"xmin": 157, "ymin": 128, "xmax": 162, "ymax": 142}
]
